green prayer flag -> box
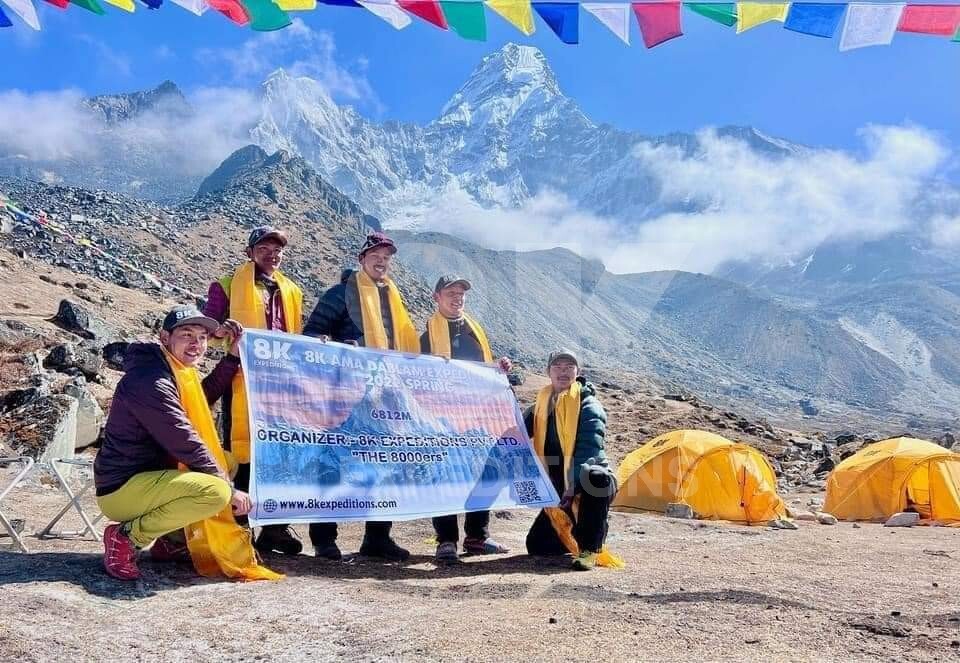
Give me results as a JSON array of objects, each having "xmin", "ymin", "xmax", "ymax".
[
  {"xmin": 440, "ymin": 1, "xmax": 487, "ymax": 41},
  {"xmin": 242, "ymin": 0, "xmax": 292, "ymax": 31},
  {"xmin": 685, "ymin": 2, "xmax": 737, "ymax": 27},
  {"xmin": 953, "ymin": 25, "xmax": 960, "ymax": 42},
  {"xmin": 70, "ymin": 0, "xmax": 107, "ymax": 15}
]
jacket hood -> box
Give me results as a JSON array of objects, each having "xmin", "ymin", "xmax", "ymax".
[
  {"xmin": 340, "ymin": 268, "xmax": 356, "ymax": 284},
  {"xmin": 122, "ymin": 342, "xmax": 169, "ymax": 373}
]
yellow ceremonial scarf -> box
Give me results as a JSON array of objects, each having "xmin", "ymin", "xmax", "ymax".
[
  {"xmin": 355, "ymin": 270, "xmax": 419, "ymax": 352},
  {"xmin": 162, "ymin": 348, "xmax": 283, "ymax": 582},
  {"xmin": 228, "ymin": 261, "xmax": 303, "ymax": 463},
  {"xmin": 532, "ymin": 381, "xmax": 624, "ymax": 569},
  {"xmin": 426, "ymin": 311, "xmax": 493, "ymax": 362}
]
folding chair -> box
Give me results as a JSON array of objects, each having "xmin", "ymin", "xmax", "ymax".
[
  {"xmin": 0, "ymin": 456, "xmax": 35, "ymax": 553},
  {"xmin": 37, "ymin": 457, "xmax": 103, "ymax": 542}
]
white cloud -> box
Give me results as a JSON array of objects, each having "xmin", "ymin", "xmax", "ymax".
[
  {"xmin": 194, "ymin": 19, "xmax": 381, "ymax": 111},
  {"xmin": 409, "ymin": 125, "xmax": 952, "ymax": 274},
  {"xmin": 930, "ymin": 215, "xmax": 960, "ymax": 247},
  {"xmin": 0, "ymin": 89, "xmax": 95, "ymax": 161},
  {"xmin": 74, "ymin": 35, "xmax": 134, "ymax": 80}
]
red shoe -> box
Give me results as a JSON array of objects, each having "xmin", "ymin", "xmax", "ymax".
[
  {"xmin": 149, "ymin": 534, "xmax": 190, "ymax": 563},
  {"xmin": 103, "ymin": 523, "xmax": 140, "ymax": 581}
]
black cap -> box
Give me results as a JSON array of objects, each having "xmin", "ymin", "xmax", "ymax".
[
  {"xmin": 547, "ymin": 349, "xmax": 580, "ymax": 368},
  {"xmin": 247, "ymin": 226, "xmax": 288, "ymax": 249},
  {"xmin": 433, "ymin": 275, "xmax": 472, "ymax": 294},
  {"xmin": 359, "ymin": 232, "xmax": 397, "ymax": 258},
  {"xmin": 162, "ymin": 305, "xmax": 220, "ymax": 334}
]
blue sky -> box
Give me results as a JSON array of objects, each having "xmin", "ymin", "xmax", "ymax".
[{"xmin": 2, "ymin": 2, "xmax": 958, "ymax": 154}]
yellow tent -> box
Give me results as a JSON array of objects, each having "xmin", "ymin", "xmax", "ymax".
[
  {"xmin": 824, "ymin": 437, "xmax": 960, "ymax": 524},
  {"xmin": 612, "ymin": 429, "xmax": 786, "ymax": 524}
]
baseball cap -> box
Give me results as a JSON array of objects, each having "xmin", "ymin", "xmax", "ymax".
[
  {"xmin": 247, "ymin": 226, "xmax": 288, "ymax": 249},
  {"xmin": 547, "ymin": 349, "xmax": 580, "ymax": 368},
  {"xmin": 162, "ymin": 305, "xmax": 220, "ymax": 334},
  {"xmin": 433, "ymin": 275, "xmax": 472, "ymax": 293},
  {"xmin": 359, "ymin": 232, "xmax": 397, "ymax": 257}
]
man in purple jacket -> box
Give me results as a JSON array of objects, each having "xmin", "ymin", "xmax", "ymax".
[{"xmin": 94, "ymin": 305, "xmax": 252, "ymax": 581}]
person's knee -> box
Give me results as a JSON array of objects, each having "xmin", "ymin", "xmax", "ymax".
[
  {"xmin": 578, "ymin": 467, "xmax": 616, "ymax": 498},
  {"xmin": 194, "ymin": 475, "xmax": 232, "ymax": 514}
]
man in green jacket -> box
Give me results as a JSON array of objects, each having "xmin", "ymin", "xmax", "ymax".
[{"xmin": 524, "ymin": 350, "xmax": 616, "ymax": 570}]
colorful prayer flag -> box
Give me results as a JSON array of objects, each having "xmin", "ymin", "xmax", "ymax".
[
  {"xmin": 170, "ymin": 0, "xmax": 207, "ymax": 14},
  {"xmin": 0, "ymin": 0, "xmax": 40, "ymax": 29},
  {"xmin": 954, "ymin": 24, "xmax": 960, "ymax": 41},
  {"xmin": 104, "ymin": 0, "xmax": 136, "ymax": 11},
  {"xmin": 440, "ymin": 0, "xmax": 487, "ymax": 40},
  {"xmin": 206, "ymin": 0, "xmax": 249, "ymax": 23},
  {"xmin": 398, "ymin": 0, "xmax": 448, "ymax": 28},
  {"xmin": 736, "ymin": 1, "xmax": 788, "ymax": 33},
  {"xmin": 534, "ymin": 2, "xmax": 579, "ymax": 43},
  {"xmin": 275, "ymin": 0, "xmax": 316, "ymax": 9},
  {"xmin": 0, "ymin": 5, "xmax": 11, "ymax": 26},
  {"xmin": 486, "ymin": 0, "xmax": 535, "ymax": 35},
  {"xmin": 138, "ymin": 0, "xmax": 161, "ymax": 7},
  {"xmin": 685, "ymin": 2, "xmax": 736, "ymax": 27},
  {"xmin": 784, "ymin": 2, "xmax": 845, "ymax": 37},
  {"xmin": 71, "ymin": 0, "xmax": 106, "ymax": 13},
  {"xmin": 897, "ymin": 4, "xmax": 960, "ymax": 35},
  {"xmin": 358, "ymin": 0, "xmax": 412, "ymax": 29},
  {"xmin": 839, "ymin": 2, "xmax": 905, "ymax": 50},
  {"xmin": 42, "ymin": 0, "xmax": 69, "ymax": 8},
  {"xmin": 632, "ymin": 1, "xmax": 683, "ymax": 48},
  {"xmin": 243, "ymin": 0, "xmax": 291, "ymax": 29},
  {"xmin": 583, "ymin": 2, "xmax": 631, "ymax": 43}
]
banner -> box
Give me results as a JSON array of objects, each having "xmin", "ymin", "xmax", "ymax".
[{"xmin": 240, "ymin": 330, "xmax": 559, "ymax": 525}]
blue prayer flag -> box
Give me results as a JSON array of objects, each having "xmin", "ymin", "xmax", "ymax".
[
  {"xmin": 784, "ymin": 2, "xmax": 846, "ymax": 38},
  {"xmin": 534, "ymin": 2, "xmax": 580, "ymax": 44}
]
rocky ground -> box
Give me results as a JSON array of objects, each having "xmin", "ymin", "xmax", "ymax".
[{"xmin": 1, "ymin": 205, "xmax": 959, "ymax": 661}]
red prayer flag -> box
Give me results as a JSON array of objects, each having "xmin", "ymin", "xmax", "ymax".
[
  {"xmin": 632, "ymin": 1, "xmax": 683, "ymax": 48},
  {"xmin": 398, "ymin": 0, "xmax": 448, "ymax": 29},
  {"xmin": 207, "ymin": 0, "xmax": 251, "ymax": 24},
  {"xmin": 43, "ymin": 0, "xmax": 71, "ymax": 7},
  {"xmin": 898, "ymin": 4, "xmax": 960, "ymax": 36}
]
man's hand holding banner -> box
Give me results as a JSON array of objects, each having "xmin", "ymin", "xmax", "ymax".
[{"xmin": 239, "ymin": 330, "xmax": 559, "ymax": 525}]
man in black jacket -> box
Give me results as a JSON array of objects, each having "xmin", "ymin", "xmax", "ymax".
[{"xmin": 302, "ymin": 232, "xmax": 414, "ymax": 562}]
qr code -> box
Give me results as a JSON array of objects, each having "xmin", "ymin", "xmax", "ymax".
[{"xmin": 514, "ymin": 480, "xmax": 541, "ymax": 504}]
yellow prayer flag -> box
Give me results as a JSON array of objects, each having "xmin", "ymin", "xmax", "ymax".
[
  {"xmin": 485, "ymin": 0, "xmax": 535, "ymax": 35},
  {"xmin": 274, "ymin": 0, "xmax": 316, "ymax": 9},
  {"xmin": 103, "ymin": 0, "xmax": 135, "ymax": 11},
  {"xmin": 736, "ymin": 2, "xmax": 789, "ymax": 33}
]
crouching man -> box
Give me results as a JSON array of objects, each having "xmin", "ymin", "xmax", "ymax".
[
  {"xmin": 524, "ymin": 350, "xmax": 619, "ymax": 571},
  {"xmin": 94, "ymin": 305, "xmax": 270, "ymax": 581}
]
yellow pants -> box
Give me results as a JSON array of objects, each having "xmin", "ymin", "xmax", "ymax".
[{"xmin": 97, "ymin": 470, "xmax": 232, "ymax": 548}]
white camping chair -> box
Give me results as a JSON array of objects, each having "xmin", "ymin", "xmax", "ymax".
[
  {"xmin": 37, "ymin": 457, "xmax": 103, "ymax": 542},
  {"xmin": 0, "ymin": 456, "xmax": 35, "ymax": 553}
]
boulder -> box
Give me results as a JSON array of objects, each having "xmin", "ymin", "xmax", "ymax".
[
  {"xmin": 665, "ymin": 503, "xmax": 696, "ymax": 519},
  {"xmin": 768, "ymin": 519, "xmax": 799, "ymax": 530},
  {"xmin": 884, "ymin": 512, "xmax": 920, "ymax": 528},
  {"xmin": 101, "ymin": 341, "xmax": 129, "ymax": 371},
  {"xmin": 42, "ymin": 343, "xmax": 104, "ymax": 380},
  {"xmin": 0, "ymin": 384, "xmax": 49, "ymax": 413},
  {"xmin": 788, "ymin": 510, "xmax": 818, "ymax": 522},
  {"xmin": 51, "ymin": 299, "xmax": 110, "ymax": 340},
  {"xmin": 2, "ymin": 394, "xmax": 78, "ymax": 475},
  {"xmin": 62, "ymin": 378, "xmax": 104, "ymax": 449}
]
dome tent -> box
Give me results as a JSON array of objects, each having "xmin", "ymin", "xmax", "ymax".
[
  {"xmin": 824, "ymin": 437, "xmax": 960, "ymax": 524},
  {"xmin": 612, "ymin": 429, "xmax": 786, "ymax": 524}
]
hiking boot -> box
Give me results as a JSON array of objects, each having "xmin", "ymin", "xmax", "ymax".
[
  {"xmin": 103, "ymin": 523, "xmax": 140, "ymax": 581},
  {"xmin": 255, "ymin": 525, "xmax": 303, "ymax": 556},
  {"xmin": 149, "ymin": 534, "xmax": 190, "ymax": 563},
  {"xmin": 463, "ymin": 537, "xmax": 510, "ymax": 555},
  {"xmin": 313, "ymin": 542, "xmax": 343, "ymax": 561},
  {"xmin": 434, "ymin": 542, "xmax": 460, "ymax": 565},
  {"xmin": 359, "ymin": 536, "xmax": 410, "ymax": 562},
  {"xmin": 571, "ymin": 551, "xmax": 598, "ymax": 571}
]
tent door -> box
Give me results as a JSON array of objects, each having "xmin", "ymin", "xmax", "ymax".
[{"xmin": 904, "ymin": 462, "xmax": 932, "ymax": 519}]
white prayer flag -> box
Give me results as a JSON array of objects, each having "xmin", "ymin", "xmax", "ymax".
[
  {"xmin": 170, "ymin": 0, "xmax": 208, "ymax": 15},
  {"xmin": 358, "ymin": 0, "xmax": 412, "ymax": 30},
  {"xmin": 0, "ymin": 0, "xmax": 39, "ymax": 30},
  {"xmin": 839, "ymin": 2, "xmax": 906, "ymax": 51},
  {"xmin": 583, "ymin": 2, "xmax": 631, "ymax": 45}
]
